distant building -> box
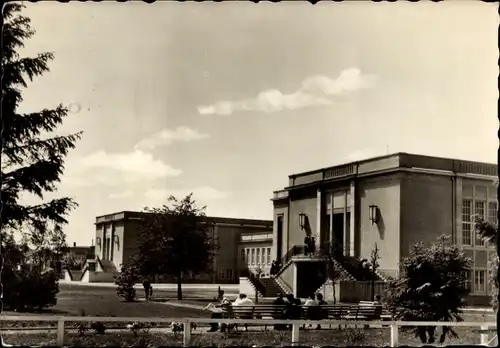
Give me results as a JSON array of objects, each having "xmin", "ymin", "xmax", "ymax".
[
  {"xmin": 269, "ymin": 152, "xmax": 497, "ymax": 304},
  {"xmin": 67, "ymin": 212, "xmax": 272, "ymax": 283}
]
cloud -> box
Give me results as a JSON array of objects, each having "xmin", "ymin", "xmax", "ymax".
[
  {"xmin": 109, "ymin": 190, "xmax": 134, "ymax": 199},
  {"xmin": 63, "ymin": 150, "xmax": 182, "ymax": 188},
  {"xmin": 198, "ymin": 68, "xmax": 376, "ymax": 115},
  {"xmin": 144, "ymin": 186, "xmax": 230, "ymax": 206},
  {"xmin": 134, "ymin": 126, "xmax": 210, "ymax": 151}
]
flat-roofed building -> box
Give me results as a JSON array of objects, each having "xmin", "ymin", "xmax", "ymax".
[{"xmin": 271, "ymin": 152, "xmax": 497, "ymax": 304}]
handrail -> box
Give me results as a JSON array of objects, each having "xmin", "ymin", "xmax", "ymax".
[
  {"xmin": 275, "ymin": 245, "xmax": 306, "ymax": 277},
  {"xmin": 0, "ymin": 315, "xmax": 495, "ymax": 347}
]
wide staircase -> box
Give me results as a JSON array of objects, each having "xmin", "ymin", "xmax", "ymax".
[
  {"xmin": 256, "ymin": 277, "xmax": 284, "ymax": 298},
  {"xmin": 265, "ymin": 244, "xmax": 386, "ymax": 297}
]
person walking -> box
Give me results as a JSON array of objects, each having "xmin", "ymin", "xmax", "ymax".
[{"xmin": 142, "ymin": 279, "xmax": 151, "ymax": 301}]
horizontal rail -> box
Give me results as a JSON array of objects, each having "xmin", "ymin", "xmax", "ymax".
[
  {"xmin": 0, "ymin": 315, "xmax": 495, "ymax": 347},
  {"xmin": 0, "ymin": 316, "xmax": 495, "ymax": 326}
]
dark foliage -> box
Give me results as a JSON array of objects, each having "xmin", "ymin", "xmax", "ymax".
[
  {"xmin": 385, "ymin": 235, "xmax": 472, "ymax": 344},
  {"xmin": 115, "ymin": 263, "xmax": 139, "ymax": 302},
  {"xmin": 133, "ymin": 194, "xmax": 217, "ymax": 300}
]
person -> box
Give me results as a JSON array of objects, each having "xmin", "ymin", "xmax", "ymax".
[
  {"xmin": 284, "ymin": 296, "xmax": 302, "ymax": 330},
  {"xmin": 304, "ymin": 294, "xmax": 318, "ymax": 329},
  {"xmin": 270, "ymin": 261, "xmax": 277, "ymax": 276},
  {"xmin": 272, "ymin": 293, "xmax": 286, "ymax": 331},
  {"xmin": 315, "ymin": 293, "xmax": 327, "ymax": 330},
  {"xmin": 205, "ymin": 297, "xmax": 233, "ymax": 332},
  {"xmin": 142, "ymin": 279, "xmax": 151, "ymax": 301},
  {"xmin": 304, "ymin": 236, "xmax": 310, "ymax": 256},
  {"xmin": 310, "ymin": 237, "xmax": 316, "ymax": 255},
  {"xmin": 233, "ymin": 293, "xmax": 254, "ymax": 332}
]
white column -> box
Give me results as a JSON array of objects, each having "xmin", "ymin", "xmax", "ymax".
[
  {"xmin": 316, "ymin": 189, "xmax": 322, "ymax": 250},
  {"xmin": 350, "ymin": 181, "xmax": 356, "ymax": 257},
  {"xmin": 343, "ymin": 191, "xmax": 348, "ymax": 254},
  {"xmin": 329, "ymin": 192, "xmax": 334, "ymax": 248},
  {"xmin": 292, "ymin": 263, "xmax": 298, "ymax": 297}
]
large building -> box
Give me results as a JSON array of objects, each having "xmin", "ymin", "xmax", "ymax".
[
  {"xmin": 87, "ymin": 211, "xmax": 272, "ymax": 283},
  {"xmin": 270, "ymin": 152, "xmax": 497, "ymax": 303}
]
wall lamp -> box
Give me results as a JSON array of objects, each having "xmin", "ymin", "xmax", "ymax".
[
  {"xmin": 95, "ymin": 237, "xmax": 102, "ymax": 250},
  {"xmin": 299, "ymin": 213, "xmax": 307, "ymax": 230},
  {"xmin": 113, "ymin": 235, "xmax": 120, "ymax": 250},
  {"xmin": 369, "ymin": 204, "xmax": 379, "ymax": 225}
]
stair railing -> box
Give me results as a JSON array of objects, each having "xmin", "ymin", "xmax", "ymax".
[{"xmin": 273, "ymin": 245, "xmax": 306, "ymax": 278}]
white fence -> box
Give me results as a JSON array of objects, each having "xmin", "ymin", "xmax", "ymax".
[{"xmin": 0, "ymin": 315, "xmax": 496, "ymax": 347}]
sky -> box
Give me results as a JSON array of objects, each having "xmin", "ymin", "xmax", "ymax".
[{"xmin": 16, "ymin": 1, "xmax": 499, "ymax": 246}]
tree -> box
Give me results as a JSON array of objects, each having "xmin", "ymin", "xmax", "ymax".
[
  {"xmin": 370, "ymin": 243, "xmax": 381, "ymax": 301},
  {"xmin": 385, "ymin": 235, "xmax": 472, "ymax": 344},
  {"xmin": 1, "ymin": 3, "xmax": 82, "ymax": 314},
  {"xmin": 133, "ymin": 194, "xmax": 217, "ymax": 300},
  {"xmin": 115, "ymin": 263, "xmax": 139, "ymax": 302},
  {"xmin": 316, "ymin": 243, "xmax": 348, "ymax": 304}
]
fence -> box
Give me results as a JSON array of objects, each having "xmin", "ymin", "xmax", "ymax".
[{"xmin": 0, "ymin": 315, "xmax": 496, "ymax": 347}]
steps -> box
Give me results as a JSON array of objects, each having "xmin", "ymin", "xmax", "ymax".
[{"xmin": 257, "ymin": 277, "xmax": 284, "ymax": 297}]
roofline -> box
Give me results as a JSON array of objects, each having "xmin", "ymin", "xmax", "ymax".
[{"xmin": 288, "ymin": 152, "xmax": 497, "ymax": 178}]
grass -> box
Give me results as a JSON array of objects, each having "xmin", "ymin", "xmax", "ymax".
[{"xmin": 1, "ymin": 325, "xmax": 490, "ymax": 347}]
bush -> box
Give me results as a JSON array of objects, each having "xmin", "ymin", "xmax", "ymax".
[
  {"xmin": 490, "ymin": 254, "xmax": 498, "ymax": 311},
  {"xmin": 385, "ymin": 235, "xmax": 471, "ymax": 344},
  {"xmin": 115, "ymin": 264, "xmax": 138, "ymax": 302},
  {"xmin": 2, "ymin": 268, "xmax": 59, "ymax": 311}
]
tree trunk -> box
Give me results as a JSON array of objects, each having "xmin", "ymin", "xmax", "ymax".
[
  {"xmin": 332, "ymin": 281, "xmax": 336, "ymax": 304},
  {"xmin": 177, "ymin": 273, "xmax": 182, "ymax": 300}
]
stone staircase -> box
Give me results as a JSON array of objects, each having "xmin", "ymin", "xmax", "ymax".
[{"xmin": 257, "ymin": 277, "xmax": 285, "ymax": 298}]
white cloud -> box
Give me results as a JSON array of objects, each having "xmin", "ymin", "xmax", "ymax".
[
  {"xmin": 198, "ymin": 68, "xmax": 376, "ymax": 115},
  {"xmin": 63, "ymin": 150, "xmax": 182, "ymax": 188},
  {"xmin": 144, "ymin": 186, "xmax": 230, "ymax": 206},
  {"xmin": 109, "ymin": 190, "xmax": 134, "ymax": 199},
  {"xmin": 134, "ymin": 126, "xmax": 210, "ymax": 151}
]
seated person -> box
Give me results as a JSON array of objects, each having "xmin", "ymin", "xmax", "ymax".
[
  {"xmin": 304, "ymin": 295, "xmax": 319, "ymax": 329},
  {"xmin": 233, "ymin": 293, "xmax": 254, "ymax": 332},
  {"xmin": 204, "ymin": 298, "xmax": 232, "ymax": 332}
]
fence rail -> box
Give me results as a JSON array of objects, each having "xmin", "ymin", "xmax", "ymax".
[{"xmin": 0, "ymin": 315, "xmax": 496, "ymax": 347}]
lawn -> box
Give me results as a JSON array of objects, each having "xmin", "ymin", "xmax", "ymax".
[{"xmin": 0, "ymin": 325, "xmax": 490, "ymax": 347}]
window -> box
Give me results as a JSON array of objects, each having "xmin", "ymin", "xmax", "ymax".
[
  {"xmin": 267, "ymin": 248, "xmax": 271, "ymax": 265},
  {"xmin": 461, "ymin": 199, "xmax": 472, "ymax": 245},
  {"xmin": 218, "ymin": 268, "xmax": 225, "ymax": 280},
  {"xmin": 256, "ymin": 248, "xmax": 260, "ymax": 265},
  {"xmin": 488, "ymin": 202, "xmax": 498, "ymax": 225},
  {"xmin": 475, "ymin": 201, "xmax": 486, "ymax": 246},
  {"xmin": 246, "ymin": 249, "xmax": 250, "ymax": 264},
  {"xmin": 474, "ymin": 269, "xmax": 486, "ymax": 293},
  {"xmin": 464, "ymin": 271, "xmax": 472, "ymax": 291},
  {"xmin": 251, "ymin": 249, "xmax": 255, "ymax": 265},
  {"xmin": 261, "ymin": 248, "xmax": 265, "ymax": 265},
  {"xmin": 241, "ymin": 249, "xmax": 245, "ymax": 261},
  {"xmin": 226, "ymin": 269, "xmax": 233, "ymax": 279}
]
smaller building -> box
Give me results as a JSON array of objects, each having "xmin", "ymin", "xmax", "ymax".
[{"xmin": 68, "ymin": 212, "xmax": 274, "ymax": 283}]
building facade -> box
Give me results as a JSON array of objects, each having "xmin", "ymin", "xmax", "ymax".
[
  {"xmin": 92, "ymin": 211, "xmax": 272, "ymax": 284},
  {"xmin": 271, "ymin": 153, "xmax": 497, "ymax": 302}
]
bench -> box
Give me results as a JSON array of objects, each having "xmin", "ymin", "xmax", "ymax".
[{"xmin": 347, "ymin": 302, "xmax": 383, "ymax": 320}]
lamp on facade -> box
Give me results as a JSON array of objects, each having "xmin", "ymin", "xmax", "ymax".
[
  {"xmin": 113, "ymin": 235, "xmax": 120, "ymax": 250},
  {"xmin": 299, "ymin": 213, "xmax": 307, "ymax": 230},
  {"xmin": 95, "ymin": 237, "xmax": 102, "ymax": 250},
  {"xmin": 369, "ymin": 205, "xmax": 379, "ymax": 225}
]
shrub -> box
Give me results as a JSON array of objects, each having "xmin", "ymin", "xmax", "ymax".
[
  {"xmin": 115, "ymin": 264, "xmax": 138, "ymax": 302},
  {"xmin": 2, "ymin": 268, "xmax": 59, "ymax": 311},
  {"xmin": 490, "ymin": 254, "xmax": 498, "ymax": 311},
  {"xmin": 385, "ymin": 235, "xmax": 472, "ymax": 344}
]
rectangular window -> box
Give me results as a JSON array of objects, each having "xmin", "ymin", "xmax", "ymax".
[
  {"xmin": 461, "ymin": 199, "xmax": 472, "ymax": 245},
  {"xmin": 256, "ymin": 248, "xmax": 260, "ymax": 265},
  {"xmin": 218, "ymin": 268, "xmax": 225, "ymax": 280},
  {"xmin": 261, "ymin": 248, "xmax": 265, "ymax": 265},
  {"xmin": 475, "ymin": 201, "xmax": 486, "ymax": 246},
  {"xmin": 488, "ymin": 202, "xmax": 498, "ymax": 225},
  {"xmin": 241, "ymin": 249, "xmax": 245, "ymax": 261},
  {"xmin": 251, "ymin": 249, "xmax": 255, "ymax": 265},
  {"xmin": 246, "ymin": 249, "xmax": 250, "ymax": 264},
  {"xmin": 267, "ymin": 248, "xmax": 271, "ymax": 265},
  {"xmin": 226, "ymin": 269, "xmax": 233, "ymax": 279},
  {"xmin": 474, "ymin": 269, "xmax": 486, "ymax": 293}
]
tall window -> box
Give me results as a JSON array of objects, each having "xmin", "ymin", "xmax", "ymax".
[
  {"xmin": 488, "ymin": 202, "xmax": 498, "ymax": 225},
  {"xmin": 241, "ymin": 249, "xmax": 245, "ymax": 261},
  {"xmin": 461, "ymin": 199, "xmax": 472, "ymax": 245},
  {"xmin": 251, "ymin": 249, "xmax": 255, "ymax": 265},
  {"xmin": 474, "ymin": 269, "xmax": 486, "ymax": 293},
  {"xmin": 475, "ymin": 201, "xmax": 486, "ymax": 246},
  {"xmin": 246, "ymin": 249, "xmax": 250, "ymax": 265},
  {"xmin": 267, "ymin": 248, "xmax": 271, "ymax": 265},
  {"xmin": 226, "ymin": 269, "xmax": 233, "ymax": 280},
  {"xmin": 256, "ymin": 249, "xmax": 260, "ymax": 265},
  {"xmin": 261, "ymin": 248, "xmax": 265, "ymax": 265}
]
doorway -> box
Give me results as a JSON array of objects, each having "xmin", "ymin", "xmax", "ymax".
[{"xmin": 276, "ymin": 215, "xmax": 283, "ymax": 260}]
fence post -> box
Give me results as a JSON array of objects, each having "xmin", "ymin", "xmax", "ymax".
[
  {"xmin": 56, "ymin": 319, "xmax": 65, "ymax": 347},
  {"xmin": 390, "ymin": 323, "xmax": 399, "ymax": 347},
  {"xmin": 183, "ymin": 320, "xmax": 191, "ymax": 346},
  {"xmin": 291, "ymin": 323, "xmax": 300, "ymax": 346},
  {"xmin": 480, "ymin": 325, "xmax": 488, "ymax": 346}
]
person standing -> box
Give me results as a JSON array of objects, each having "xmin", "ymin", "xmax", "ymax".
[
  {"xmin": 304, "ymin": 236, "xmax": 310, "ymax": 256},
  {"xmin": 142, "ymin": 279, "xmax": 151, "ymax": 301}
]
